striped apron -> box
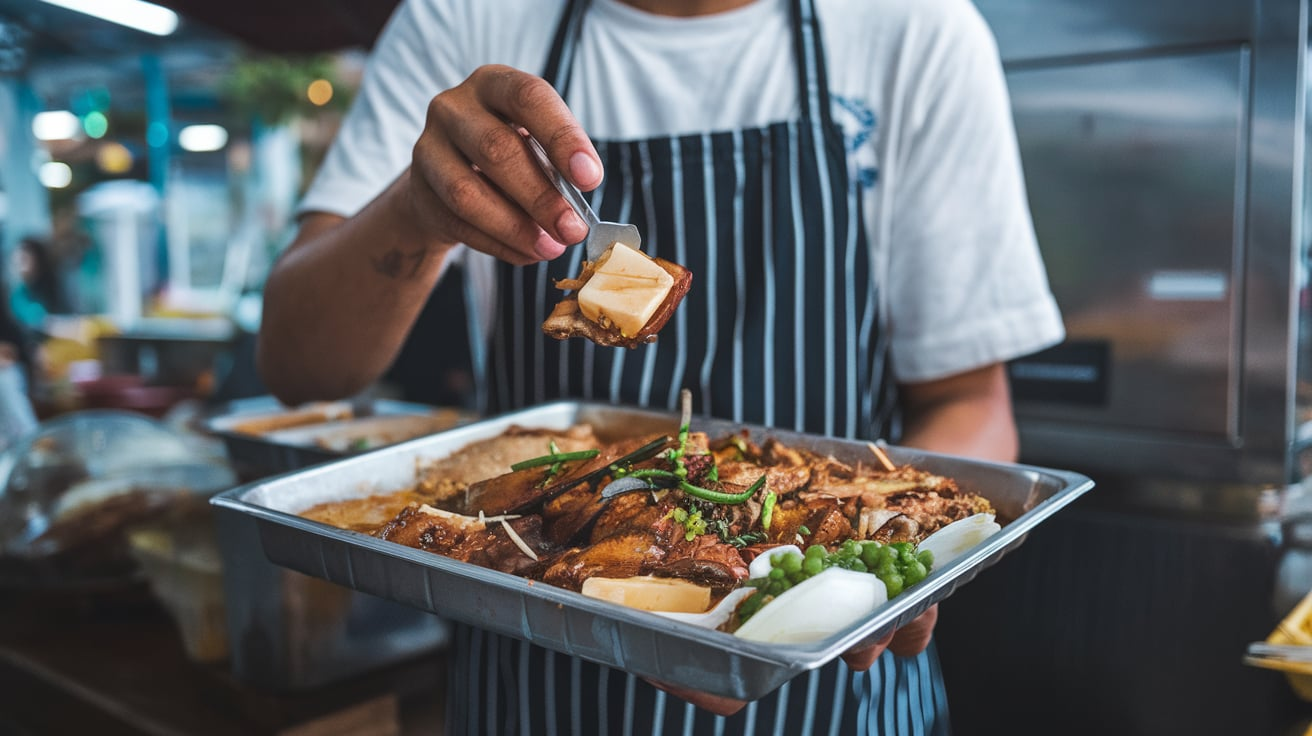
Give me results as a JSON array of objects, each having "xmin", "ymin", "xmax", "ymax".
[{"xmin": 450, "ymin": 0, "xmax": 950, "ymax": 732}]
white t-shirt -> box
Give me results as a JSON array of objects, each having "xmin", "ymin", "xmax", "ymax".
[{"xmin": 299, "ymin": 0, "xmax": 1065, "ymax": 383}]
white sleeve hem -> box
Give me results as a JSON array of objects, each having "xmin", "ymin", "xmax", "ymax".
[{"xmin": 890, "ymin": 298, "xmax": 1066, "ymax": 383}]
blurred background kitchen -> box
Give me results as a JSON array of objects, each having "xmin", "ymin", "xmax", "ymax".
[{"xmin": 0, "ymin": 0, "xmax": 1308, "ymax": 733}]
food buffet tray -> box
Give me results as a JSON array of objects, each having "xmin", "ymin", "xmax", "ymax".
[
  {"xmin": 206, "ymin": 397, "xmax": 468, "ymax": 476},
  {"xmin": 211, "ymin": 401, "xmax": 1093, "ymax": 700}
]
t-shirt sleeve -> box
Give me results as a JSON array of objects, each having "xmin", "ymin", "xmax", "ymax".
[
  {"xmin": 883, "ymin": 1, "xmax": 1064, "ymax": 383},
  {"xmin": 297, "ymin": 0, "xmax": 470, "ymax": 219}
]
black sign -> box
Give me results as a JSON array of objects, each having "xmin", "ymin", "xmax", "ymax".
[{"xmin": 1008, "ymin": 341, "xmax": 1111, "ymax": 407}]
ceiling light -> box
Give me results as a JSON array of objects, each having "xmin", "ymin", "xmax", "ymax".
[
  {"xmin": 37, "ymin": 0, "xmax": 178, "ymax": 37},
  {"xmin": 39, "ymin": 161, "xmax": 72, "ymax": 189},
  {"xmin": 33, "ymin": 110, "xmax": 80, "ymax": 141},
  {"xmin": 178, "ymin": 124, "xmax": 228, "ymax": 152}
]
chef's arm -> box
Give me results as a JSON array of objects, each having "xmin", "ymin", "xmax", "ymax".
[
  {"xmin": 259, "ymin": 65, "xmax": 604, "ymax": 404},
  {"xmin": 841, "ymin": 363, "xmax": 1016, "ymax": 667},
  {"xmin": 257, "ymin": 180, "xmax": 458, "ymax": 405},
  {"xmin": 897, "ymin": 362, "xmax": 1019, "ymax": 464}
]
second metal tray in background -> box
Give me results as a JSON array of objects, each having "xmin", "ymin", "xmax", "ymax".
[{"xmin": 213, "ymin": 402, "xmax": 1093, "ymax": 700}]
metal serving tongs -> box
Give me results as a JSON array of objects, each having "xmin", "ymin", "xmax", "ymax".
[{"xmin": 525, "ymin": 135, "xmax": 641, "ymax": 260}]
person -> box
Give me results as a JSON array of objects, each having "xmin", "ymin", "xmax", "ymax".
[
  {"xmin": 0, "ymin": 246, "xmax": 38, "ymax": 449},
  {"xmin": 257, "ymin": 0, "xmax": 1065, "ymax": 732},
  {"xmin": 10, "ymin": 236, "xmax": 65, "ymax": 332}
]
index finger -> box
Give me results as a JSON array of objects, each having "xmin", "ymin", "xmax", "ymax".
[{"xmin": 474, "ymin": 65, "xmax": 603, "ymax": 191}]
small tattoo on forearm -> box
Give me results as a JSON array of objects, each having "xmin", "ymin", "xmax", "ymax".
[{"xmin": 371, "ymin": 247, "xmax": 427, "ymax": 279}]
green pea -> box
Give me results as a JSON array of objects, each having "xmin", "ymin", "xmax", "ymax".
[
  {"xmin": 849, "ymin": 559, "xmax": 868, "ymax": 573},
  {"xmin": 861, "ymin": 544, "xmax": 881, "ymax": 568},
  {"xmin": 883, "ymin": 572, "xmax": 904, "ymax": 598},
  {"xmin": 877, "ymin": 546, "xmax": 897, "ymax": 565},
  {"xmin": 841, "ymin": 539, "xmax": 860, "ymax": 557},
  {"xmin": 780, "ymin": 553, "xmax": 803, "ymax": 575},
  {"xmin": 905, "ymin": 560, "xmax": 927, "ymax": 585},
  {"xmin": 768, "ymin": 567, "xmax": 786, "ymax": 581},
  {"xmin": 801, "ymin": 557, "xmax": 824, "ymax": 577},
  {"xmin": 806, "ymin": 544, "xmax": 827, "ymax": 559},
  {"xmin": 916, "ymin": 549, "xmax": 934, "ymax": 569}
]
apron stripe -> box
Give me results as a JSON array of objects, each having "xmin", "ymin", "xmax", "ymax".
[
  {"xmin": 881, "ymin": 651, "xmax": 897, "ymax": 736},
  {"xmin": 800, "ymin": 668, "xmax": 821, "ymax": 736},
  {"xmin": 607, "ymin": 143, "xmax": 633, "ymax": 403},
  {"xmin": 787, "ymin": 119, "xmax": 806, "ymax": 432},
  {"xmin": 844, "ymin": 155, "xmax": 860, "ymax": 438},
  {"xmin": 622, "ymin": 673, "xmax": 636, "ymax": 736},
  {"xmin": 597, "ymin": 664, "xmax": 611, "ymax": 736},
  {"xmin": 511, "ymin": 267, "xmax": 526, "ymax": 408},
  {"xmin": 730, "ymin": 129, "xmax": 747, "ymax": 423},
  {"xmin": 761, "ymin": 125, "xmax": 777, "ymax": 427},
  {"xmin": 666, "ymin": 135, "xmax": 689, "ymax": 409},
  {"xmin": 651, "ymin": 689, "xmax": 668, "ymax": 735},
  {"xmin": 771, "ymin": 680, "xmax": 791, "ymax": 736},
  {"xmin": 827, "ymin": 659, "xmax": 849, "ymax": 736},
  {"xmin": 636, "ymin": 138, "xmax": 659, "ymax": 407},
  {"xmin": 534, "ymin": 260, "xmax": 550, "ymax": 404},
  {"xmin": 697, "ymin": 133, "xmax": 719, "ymax": 413}
]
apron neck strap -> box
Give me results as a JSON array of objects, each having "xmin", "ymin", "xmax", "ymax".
[{"xmin": 542, "ymin": 0, "xmax": 836, "ymax": 128}]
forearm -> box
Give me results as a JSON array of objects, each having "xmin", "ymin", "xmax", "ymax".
[
  {"xmin": 897, "ymin": 364, "xmax": 1018, "ymax": 463},
  {"xmin": 257, "ymin": 172, "xmax": 457, "ymax": 404}
]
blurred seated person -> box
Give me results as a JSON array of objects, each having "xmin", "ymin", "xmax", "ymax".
[{"xmin": 11, "ymin": 236, "xmax": 67, "ymax": 331}]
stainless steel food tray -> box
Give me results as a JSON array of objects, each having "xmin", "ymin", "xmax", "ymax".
[
  {"xmin": 212, "ymin": 401, "xmax": 1094, "ymax": 700},
  {"xmin": 206, "ymin": 397, "xmax": 464, "ymax": 476}
]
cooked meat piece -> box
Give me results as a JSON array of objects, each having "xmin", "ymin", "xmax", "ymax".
[
  {"xmin": 414, "ymin": 425, "xmax": 599, "ymax": 501},
  {"xmin": 870, "ymin": 513, "xmax": 920, "ymax": 544},
  {"xmin": 533, "ymin": 531, "xmax": 666, "ymax": 591},
  {"xmin": 589, "ymin": 492, "xmax": 663, "ymax": 544},
  {"xmin": 375, "ymin": 506, "xmax": 470, "ymax": 552},
  {"xmin": 651, "ymin": 558, "xmax": 741, "ymax": 591},
  {"xmin": 542, "ymin": 252, "xmax": 693, "ymax": 348},
  {"xmin": 884, "ymin": 491, "xmax": 993, "ymax": 536},
  {"xmin": 758, "ymin": 437, "xmax": 809, "ymax": 467},
  {"xmin": 452, "ymin": 516, "xmax": 554, "ymax": 576},
  {"xmin": 806, "ymin": 505, "xmax": 854, "ymax": 546},
  {"xmin": 302, "ymin": 489, "xmax": 434, "ymax": 533},
  {"xmin": 649, "ymin": 533, "xmax": 750, "ymax": 591},
  {"xmin": 543, "ymin": 484, "xmax": 603, "ymax": 546}
]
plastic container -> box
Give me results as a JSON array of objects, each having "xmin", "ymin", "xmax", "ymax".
[{"xmin": 128, "ymin": 522, "xmax": 228, "ymax": 662}]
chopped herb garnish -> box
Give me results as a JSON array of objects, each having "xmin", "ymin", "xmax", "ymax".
[
  {"xmin": 678, "ymin": 473, "xmax": 766, "ymax": 505},
  {"xmin": 798, "ymin": 525, "xmax": 811, "ymax": 536},
  {"xmin": 666, "ymin": 506, "xmax": 708, "ymax": 541},
  {"xmin": 510, "ymin": 448, "xmax": 600, "ymax": 471},
  {"xmin": 760, "ymin": 491, "xmax": 777, "ymax": 530},
  {"xmin": 724, "ymin": 531, "xmax": 766, "ymax": 548}
]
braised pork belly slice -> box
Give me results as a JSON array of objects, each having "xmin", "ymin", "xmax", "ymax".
[{"xmin": 542, "ymin": 243, "xmax": 693, "ymax": 348}]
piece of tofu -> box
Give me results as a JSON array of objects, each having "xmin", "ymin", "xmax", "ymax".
[
  {"xmin": 576, "ymin": 243, "xmax": 675, "ymax": 337},
  {"xmin": 580, "ymin": 575, "xmax": 712, "ymax": 613}
]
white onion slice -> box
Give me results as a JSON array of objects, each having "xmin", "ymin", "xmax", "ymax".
[
  {"xmin": 914, "ymin": 513, "xmax": 1001, "ymax": 568},
  {"xmin": 733, "ymin": 568, "xmax": 887, "ymax": 644},
  {"xmin": 747, "ymin": 544, "xmax": 802, "ymax": 580}
]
